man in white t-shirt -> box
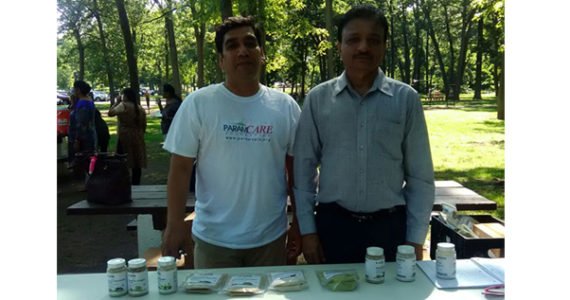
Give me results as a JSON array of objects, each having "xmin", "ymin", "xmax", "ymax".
[{"xmin": 161, "ymin": 16, "xmax": 302, "ymax": 268}]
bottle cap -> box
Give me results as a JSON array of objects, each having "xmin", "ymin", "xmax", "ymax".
[
  {"xmin": 107, "ymin": 258, "xmax": 126, "ymax": 269},
  {"xmin": 128, "ymin": 258, "xmax": 147, "ymax": 269},
  {"xmin": 157, "ymin": 256, "xmax": 176, "ymax": 267},
  {"xmin": 367, "ymin": 247, "xmax": 384, "ymax": 257},
  {"xmin": 437, "ymin": 242, "xmax": 455, "ymax": 250},
  {"xmin": 397, "ymin": 245, "xmax": 416, "ymax": 255}
]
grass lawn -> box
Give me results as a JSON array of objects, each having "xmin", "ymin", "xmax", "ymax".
[
  {"xmin": 96, "ymin": 93, "xmax": 505, "ymax": 220},
  {"xmin": 424, "ymin": 95, "xmax": 504, "ymax": 220}
]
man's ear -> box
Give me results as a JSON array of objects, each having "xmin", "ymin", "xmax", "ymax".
[{"xmin": 260, "ymin": 47, "xmax": 266, "ymax": 65}]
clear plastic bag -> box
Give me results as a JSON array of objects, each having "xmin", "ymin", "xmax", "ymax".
[
  {"xmin": 221, "ymin": 273, "xmax": 268, "ymax": 296},
  {"xmin": 316, "ymin": 269, "xmax": 359, "ymax": 291},
  {"xmin": 183, "ymin": 272, "xmax": 227, "ymax": 294},
  {"xmin": 268, "ymin": 271, "xmax": 308, "ymax": 292}
]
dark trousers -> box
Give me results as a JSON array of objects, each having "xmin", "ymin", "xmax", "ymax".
[{"xmin": 316, "ymin": 202, "xmax": 407, "ymax": 263}]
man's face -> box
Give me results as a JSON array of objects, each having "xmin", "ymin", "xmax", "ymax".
[
  {"xmin": 219, "ymin": 26, "xmax": 264, "ymax": 82},
  {"xmin": 338, "ymin": 18, "xmax": 386, "ymax": 77}
]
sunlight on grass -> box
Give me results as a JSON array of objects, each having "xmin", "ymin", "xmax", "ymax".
[{"xmin": 425, "ymin": 101, "xmax": 504, "ymax": 219}]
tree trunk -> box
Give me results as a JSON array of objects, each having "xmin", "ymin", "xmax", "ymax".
[
  {"xmin": 388, "ymin": 0, "xmax": 396, "ymax": 78},
  {"xmin": 221, "ymin": 0, "xmax": 232, "ymax": 20},
  {"xmin": 190, "ymin": 1, "xmax": 205, "ymax": 88},
  {"xmin": 325, "ymin": 0, "xmax": 335, "ymax": 80},
  {"xmin": 164, "ymin": 0, "xmax": 182, "ymax": 95},
  {"xmin": 442, "ymin": 3, "xmax": 455, "ymax": 100},
  {"xmin": 474, "ymin": 16, "xmax": 484, "ymax": 100},
  {"xmin": 93, "ymin": 0, "xmax": 116, "ymax": 98},
  {"xmin": 400, "ymin": 3, "xmax": 411, "ymax": 84},
  {"xmin": 497, "ymin": 61, "xmax": 504, "ymax": 120},
  {"xmin": 421, "ymin": 0, "xmax": 448, "ymax": 95},
  {"xmin": 115, "ymin": 0, "xmax": 140, "ymax": 95},
  {"xmin": 455, "ymin": 0, "xmax": 475, "ymax": 101},
  {"xmin": 73, "ymin": 28, "xmax": 85, "ymax": 81},
  {"xmin": 258, "ymin": 0, "xmax": 267, "ymax": 84},
  {"xmin": 412, "ymin": 4, "xmax": 423, "ymax": 92},
  {"xmin": 300, "ymin": 40, "xmax": 307, "ymax": 101}
]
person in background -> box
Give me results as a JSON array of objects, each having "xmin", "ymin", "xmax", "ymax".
[
  {"xmin": 108, "ymin": 88, "xmax": 147, "ymax": 185},
  {"xmin": 71, "ymin": 81, "xmax": 97, "ymax": 156},
  {"xmin": 161, "ymin": 16, "xmax": 302, "ymax": 268},
  {"xmin": 144, "ymin": 90, "xmax": 151, "ymax": 113},
  {"xmin": 157, "ymin": 83, "xmax": 183, "ymax": 137},
  {"xmin": 87, "ymin": 92, "xmax": 110, "ymax": 153},
  {"xmin": 293, "ymin": 4, "xmax": 435, "ymax": 264}
]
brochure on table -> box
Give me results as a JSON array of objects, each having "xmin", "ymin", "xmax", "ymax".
[{"xmin": 417, "ymin": 258, "xmax": 504, "ymax": 289}]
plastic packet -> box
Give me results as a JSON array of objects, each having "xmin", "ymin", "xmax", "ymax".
[
  {"xmin": 316, "ymin": 270, "xmax": 359, "ymax": 291},
  {"xmin": 268, "ymin": 270, "xmax": 308, "ymax": 292},
  {"xmin": 222, "ymin": 273, "xmax": 267, "ymax": 296},
  {"xmin": 183, "ymin": 272, "xmax": 227, "ymax": 294}
]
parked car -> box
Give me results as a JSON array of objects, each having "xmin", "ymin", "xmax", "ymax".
[{"xmin": 92, "ymin": 90, "xmax": 108, "ymax": 102}]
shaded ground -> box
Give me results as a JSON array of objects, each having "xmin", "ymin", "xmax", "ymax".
[
  {"xmin": 57, "ymin": 162, "xmax": 139, "ymax": 274},
  {"xmin": 57, "ymin": 104, "xmax": 170, "ymax": 274}
]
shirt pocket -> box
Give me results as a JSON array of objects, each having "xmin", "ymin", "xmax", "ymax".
[{"xmin": 373, "ymin": 120, "xmax": 404, "ymax": 161}]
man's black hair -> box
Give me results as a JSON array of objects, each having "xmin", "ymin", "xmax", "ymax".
[
  {"xmin": 336, "ymin": 4, "xmax": 389, "ymax": 43},
  {"xmin": 73, "ymin": 80, "xmax": 92, "ymax": 96},
  {"xmin": 214, "ymin": 16, "xmax": 262, "ymax": 54},
  {"xmin": 163, "ymin": 83, "xmax": 181, "ymax": 101}
]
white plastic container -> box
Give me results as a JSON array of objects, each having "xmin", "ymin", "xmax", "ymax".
[
  {"xmin": 106, "ymin": 258, "xmax": 127, "ymax": 297},
  {"xmin": 436, "ymin": 242, "xmax": 457, "ymax": 279},
  {"xmin": 127, "ymin": 258, "xmax": 148, "ymax": 297},
  {"xmin": 396, "ymin": 245, "xmax": 416, "ymax": 282},
  {"xmin": 157, "ymin": 256, "xmax": 178, "ymax": 294},
  {"xmin": 365, "ymin": 247, "xmax": 386, "ymax": 284}
]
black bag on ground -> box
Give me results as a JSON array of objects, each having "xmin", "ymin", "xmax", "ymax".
[{"xmin": 85, "ymin": 153, "xmax": 132, "ymax": 205}]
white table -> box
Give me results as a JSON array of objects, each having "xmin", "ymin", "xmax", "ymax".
[{"xmin": 57, "ymin": 262, "xmax": 501, "ymax": 299}]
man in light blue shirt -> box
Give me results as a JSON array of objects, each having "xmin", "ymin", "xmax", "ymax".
[{"xmin": 293, "ymin": 4, "xmax": 434, "ymax": 263}]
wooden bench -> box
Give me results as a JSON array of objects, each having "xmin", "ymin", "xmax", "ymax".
[{"xmin": 428, "ymin": 89, "xmax": 445, "ymax": 101}]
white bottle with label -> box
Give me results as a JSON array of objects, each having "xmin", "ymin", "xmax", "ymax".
[
  {"xmin": 365, "ymin": 247, "xmax": 386, "ymax": 284},
  {"xmin": 127, "ymin": 258, "xmax": 148, "ymax": 297},
  {"xmin": 106, "ymin": 258, "xmax": 128, "ymax": 297},
  {"xmin": 157, "ymin": 256, "xmax": 178, "ymax": 294},
  {"xmin": 436, "ymin": 242, "xmax": 457, "ymax": 279},
  {"xmin": 396, "ymin": 245, "xmax": 416, "ymax": 282}
]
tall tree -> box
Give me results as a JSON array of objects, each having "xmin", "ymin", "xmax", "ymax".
[
  {"xmin": 154, "ymin": 0, "xmax": 182, "ymax": 95},
  {"xmin": 190, "ymin": 0, "xmax": 206, "ymax": 88},
  {"xmin": 92, "ymin": 0, "xmax": 116, "ymax": 98},
  {"xmin": 325, "ymin": 0, "xmax": 335, "ymax": 80},
  {"xmin": 400, "ymin": 1, "xmax": 412, "ymax": 85},
  {"xmin": 473, "ymin": 14, "xmax": 483, "ymax": 100},
  {"xmin": 221, "ymin": 0, "xmax": 233, "ymax": 20},
  {"xmin": 115, "ymin": 0, "xmax": 140, "ymax": 94},
  {"xmin": 58, "ymin": 0, "xmax": 89, "ymax": 80}
]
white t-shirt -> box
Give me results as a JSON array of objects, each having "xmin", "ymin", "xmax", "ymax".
[{"xmin": 163, "ymin": 83, "xmax": 301, "ymax": 249}]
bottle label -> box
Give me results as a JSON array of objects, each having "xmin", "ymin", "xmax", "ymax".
[
  {"xmin": 158, "ymin": 269, "xmax": 178, "ymax": 293},
  {"xmin": 365, "ymin": 258, "xmax": 385, "ymax": 282},
  {"xmin": 107, "ymin": 271, "xmax": 127, "ymax": 296},
  {"xmin": 436, "ymin": 254, "xmax": 456, "ymax": 279},
  {"xmin": 396, "ymin": 256, "xmax": 416, "ymax": 281},
  {"xmin": 128, "ymin": 270, "xmax": 148, "ymax": 295}
]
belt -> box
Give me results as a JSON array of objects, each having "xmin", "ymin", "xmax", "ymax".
[{"xmin": 317, "ymin": 202, "xmax": 405, "ymax": 222}]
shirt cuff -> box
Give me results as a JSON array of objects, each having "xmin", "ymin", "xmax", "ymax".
[{"xmin": 293, "ymin": 188, "xmax": 317, "ymax": 235}]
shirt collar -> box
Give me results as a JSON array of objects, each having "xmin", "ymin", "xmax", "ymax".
[{"xmin": 333, "ymin": 68, "xmax": 393, "ymax": 97}]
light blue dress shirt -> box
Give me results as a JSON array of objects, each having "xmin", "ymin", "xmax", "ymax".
[{"xmin": 293, "ymin": 69, "xmax": 435, "ymax": 244}]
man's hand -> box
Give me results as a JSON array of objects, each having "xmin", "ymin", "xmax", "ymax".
[
  {"xmin": 161, "ymin": 220, "xmax": 193, "ymax": 259},
  {"xmin": 302, "ymin": 233, "xmax": 325, "ymax": 264},
  {"xmin": 286, "ymin": 216, "xmax": 302, "ymax": 265},
  {"xmin": 406, "ymin": 241, "xmax": 424, "ymax": 260}
]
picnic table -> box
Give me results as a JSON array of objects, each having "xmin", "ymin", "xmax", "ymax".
[{"xmin": 66, "ymin": 180, "xmax": 496, "ymax": 255}]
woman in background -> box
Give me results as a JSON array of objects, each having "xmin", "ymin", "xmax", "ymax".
[{"xmin": 108, "ymin": 88, "xmax": 147, "ymax": 185}]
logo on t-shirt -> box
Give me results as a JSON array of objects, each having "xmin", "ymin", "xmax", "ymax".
[{"xmin": 223, "ymin": 122, "xmax": 273, "ymax": 142}]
